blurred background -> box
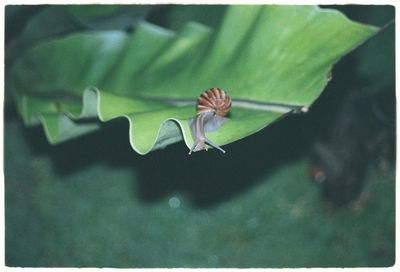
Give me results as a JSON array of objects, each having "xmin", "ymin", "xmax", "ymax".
[{"xmin": 4, "ymin": 5, "xmax": 395, "ymax": 267}]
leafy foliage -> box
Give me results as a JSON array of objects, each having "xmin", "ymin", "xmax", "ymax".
[
  {"xmin": 8, "ymin": 5, "xmax": 378, "ymax": 154},
  {"xmin": 5, "ymin": 5, "xmax": 155, "ymax": 63}
]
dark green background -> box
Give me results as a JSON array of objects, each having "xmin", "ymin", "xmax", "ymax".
[{"xmin": 5, "ymin": 5, "xmax": 395, "ymax": 267}]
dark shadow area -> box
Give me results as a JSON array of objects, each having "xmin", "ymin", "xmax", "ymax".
[
  {"xmin": 306, "ymin": 7, "xmax": 396, "ymax": 207},
  {"xmin": 146, "ymin": 5, "xmax": 227, "ymax": 31},
  {"xmin": 133, "ymin": 113, "xmax": 314, "ymax": 208},
  {"xmin": 5, "ymin": 5, "xmax": 46, "ymax": 44}
]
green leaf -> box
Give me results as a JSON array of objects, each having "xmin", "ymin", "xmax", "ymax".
[
  {"xmin": 5, "ymin": 5, "xmax": 154, "ymax": 63},
  {"xmin": 8, "ymin": 5, "xmax": 378, "ymax": 155},
  {"xmin": 163, "ymin": 5, "xmax": 227, "ymax": 30}
]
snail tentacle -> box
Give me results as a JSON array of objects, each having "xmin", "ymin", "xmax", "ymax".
[
  {"xmin": 189, "ymin": 113, "xmax": 226, "ymax": 154},
  {"xmin": 188, "ymin": 88, "xmax": 231, "ymax": 154}
]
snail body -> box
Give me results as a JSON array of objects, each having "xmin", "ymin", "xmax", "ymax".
[{"xmin": 189, "ymin": 87, "xmax": 232, "ymax": 154}]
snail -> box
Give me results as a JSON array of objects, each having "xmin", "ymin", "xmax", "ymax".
[{"xmin": 188, "ymin": 87, "xmax": 232, "ymax": 154}]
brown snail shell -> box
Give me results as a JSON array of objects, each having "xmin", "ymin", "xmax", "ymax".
[{"xmin": 196, "ymin": 87, "xmax": 232, "ymax": 116}]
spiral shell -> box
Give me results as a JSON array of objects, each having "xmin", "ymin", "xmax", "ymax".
[{"xmin": 196, "ymin": 87, "xmax": 232, "ymax": 116}]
